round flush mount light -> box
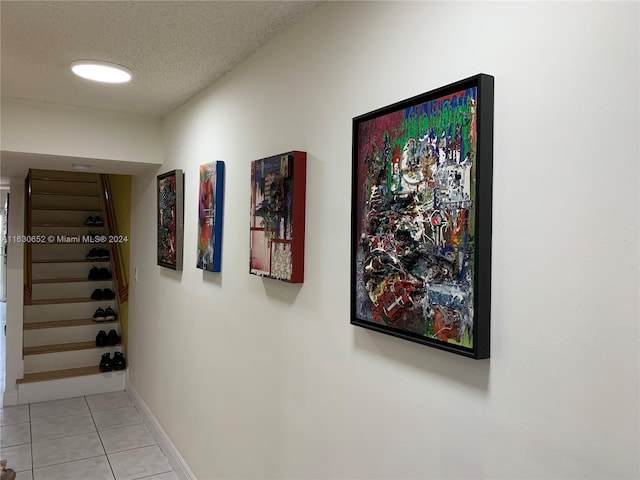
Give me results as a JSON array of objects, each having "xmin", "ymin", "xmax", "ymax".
[{"xmin": 70, "ymin": 60, "xmax": 132, "ymax": 84}]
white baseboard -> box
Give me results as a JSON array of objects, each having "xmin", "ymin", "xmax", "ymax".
[
  {"xmin": 3, "ymin": 388, "xmax": 18, "ymax": 406},
  {"xmin": 126, "ymin": 380, "xmax": 196, "ymax": 480}
]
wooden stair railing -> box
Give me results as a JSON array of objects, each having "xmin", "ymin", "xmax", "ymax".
[
  {"xmin": 24, "ymin": 171, "xmax": 33, "ymax": 305},
  {"xmin": 99, "ymin": 175, "xmax": 128, "ymax": 304}
]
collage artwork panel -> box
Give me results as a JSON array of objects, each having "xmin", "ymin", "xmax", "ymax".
[
  {"xmin": 158, "ymin": 175, "xmax": 178, "ymax": 266},
  {"xmin": 250, "ymin": 151, "xmax": 306, "ymax": 283},
  {"xmin": 354, "ymin": 87, "xmax": 480, "ymax": 350},
  {"xmin": 197, "ymin": 161, "xmax": 225, "ymax": 272}
]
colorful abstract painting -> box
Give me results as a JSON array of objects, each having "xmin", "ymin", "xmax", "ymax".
[
  {"xmin": 250, "ymin": 151, "xmax": 306, "ymax": 283},
  {"xmin": 197, "ymin": 161, "xmax": 225, "ymax": 272},
  {"xmin": 351, "ymin": 74, "xmax": 493, "ymax": 359},
  {"xmin": 157, "ymin": 169, "xmax": 184, "ymax": 270}
]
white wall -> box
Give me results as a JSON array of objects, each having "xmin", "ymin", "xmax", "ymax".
[
  {"xmin": 1, "ymin": 97, "xmax": 163, "ymax": 165},
  {"xmin": 128, "ymin": 2, "xmax": 639, "ymax": 479},
  {"xmin": 3, "ymin": 180, "xmax": 24, "ymax": 405},
  {"xmin": 0, "ymin": 188, "xmax": 8, "ymax": 301}
]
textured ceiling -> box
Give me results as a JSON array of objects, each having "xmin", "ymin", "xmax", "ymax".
[{"xmin": 1, "ymin": 1, "xmax": 322, "ymax": 117}]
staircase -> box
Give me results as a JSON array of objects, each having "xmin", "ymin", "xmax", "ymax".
[{"xmin": 17, "ymin": 169, "xmax": 127, "ymax": 404}]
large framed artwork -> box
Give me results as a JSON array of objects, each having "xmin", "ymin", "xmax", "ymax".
[
  {"xmin": 197, "ymin": 161, "xmax": 225, "ymax": 272},
  {"xmin": 351, "ymin": 74, "xmax": 494, "ymax": 359},
  {"xmin": 157, "ymin": 169, "xmax": 184, "ymax": 270},
  {"xmin": 250, "ymin": 151, "xmax": 306, "ymax": 283}
]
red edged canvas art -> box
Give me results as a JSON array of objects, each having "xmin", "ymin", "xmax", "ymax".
[{"xmin": 250, "ymin": 151, "xmax": 306, "ymax": 283}]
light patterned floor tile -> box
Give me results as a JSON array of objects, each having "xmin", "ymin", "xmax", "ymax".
[
  {"xmin": 92, "ymin": 406, "xmax": 143, "ymax": 431},
  {"xmin": 29, "ymin": 397, "xmax": 88, "ymax": 420},
  {"xmin": 31, "ymin": 413, "xmax": 95, "ymax": 442},
  {"xmin": 1, "ymin": 394, "xmax": 186, "ymax": 480},
  {"xmin": 108, "ymin": 445, "xmax": 172, "ymax": 480},
  {"xmin": 0, "ymin": 443, "xmax": 32, "ymax": 472},
  {"xmin": 0, "ymin": 405, "xmax": 29, "ymax": 426},
  {"xmin": 86, "ymin": 391, "xmax": 133, "ymax": 412},
  {"xmin": 0, "ymin": 422, "xmax": 31, "ymax": 447},
  {"xmin": 99, "ymin": 423, "xmax": 155, "ymax": 454},
  {"xmin": 16, "ymin": 470, "xmax": 34, "ymax": 480},
  {"xmin": 32, "ymin": 432, "xmax": 105, "ymax": 468},
  {"xmin": 33, "ymin": 455, "xmax": 114, "ymax": 480},
  {"xmin": 144, "ymin": 472, "xmax": 179, "ymax": 480}
]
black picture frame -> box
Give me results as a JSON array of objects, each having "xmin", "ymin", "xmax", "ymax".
[
  {"xmin": 157, "ymin": 169, "xmax": 184, "ymax": 270},
  {"xmin": 351, "ymin": 74, "xmax": 494, "ymax": 359}
]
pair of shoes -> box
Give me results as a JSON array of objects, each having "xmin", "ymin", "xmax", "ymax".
[
  {"xmin": 100, "ymin": 352, "xmax": 126, "ymax": 372},
  {"xmin": 86, "ymin": 248, "xmax": 109, "ymax": 260},
  {"xmin": 85, "ymin": 216, "xmax": 104, "ymax": 226},
  {"xmin": 88, "ymin": 267, "xmax": 112, "ymax": 280},
  {"xmin": 92, "ymin": 307, "xmax": 118, "ymax": 322},
  {"xmin": 91, "ymin": 288, "xmax": 115, "ymax": 300},
  {"xmin": 96, "ymin": 329, "xmax": 121, "ymax": 346}
]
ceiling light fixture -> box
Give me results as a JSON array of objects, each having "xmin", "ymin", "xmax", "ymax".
[
  {"xmin": 71, "ymin": 60, "xmax": 132, "ymax": 84},
  {"xmin": 71, "ymin": 163, "xmax": 90, "ymax": 171}
]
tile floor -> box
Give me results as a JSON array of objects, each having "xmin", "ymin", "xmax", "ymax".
[{"xmin": 0, "ymin": 391, "xmax": 180, "ymax": 480}]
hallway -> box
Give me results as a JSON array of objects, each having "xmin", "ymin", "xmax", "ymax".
[
  {"xmin": 0, "ymin": 392, "xmax": 179, "ymax": 480},
  {"xmin": 0, "ymin": 254, "xmax": 182, "ymax": 479},
  {"xmin": 1, "ymin": 296, "xmax": 178, "ymax": 479}
]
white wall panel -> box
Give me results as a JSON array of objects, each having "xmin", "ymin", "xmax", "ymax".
[{"xmin": 127, "ymin": 2, "xmax": 639, "ymax": 479}]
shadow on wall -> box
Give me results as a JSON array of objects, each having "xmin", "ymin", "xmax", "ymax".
[
  {"xmin": 202, "ymin": 270, "xmax": 222, "ymax": 287},
  {"xmin": 353, "ymin": 327, "xmax": 490, "ymax": 392},
  {"xmin": 261, "ymin": 279, "xmax": 303, "ymax": 305},
  {"xmin": 159, "ymin": 267, "xmax": 183, "ymax": 282}
]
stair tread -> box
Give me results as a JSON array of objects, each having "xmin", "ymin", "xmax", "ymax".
[
  {"xmin": 32, "ymin": 192, "xmax": 100, "ymax": 197},
  {"xmin": 32, "ymin": 278, "xmax": 110, "ymax": 284},
  {"xmin": 32, "ymin": 223, "xmax": 105, "ymax": 227},
  {"xmin": 33, "ymin": 259, "xmax": 110, "ymax": 264},
  {"xmin": 24, "ymin": 340, "xmax": 121, "ymax": 355},
  {"xmin": 32, "ymin": 177, "xmax": 98, "ymax": 184},
  {"xmin": 30, "ymin": 297, "xmax": 109, "ymax": 305},
  {"xmin": 17, "ymin": 366, "xmax": 105, "ymax": 384},
  {"xmin": 32, "ymin": 207, "xmax": 101, "ymax": 211},
  {"xmin": 24, "ymin": 318, "xmax": 118, "ymax": 329}
]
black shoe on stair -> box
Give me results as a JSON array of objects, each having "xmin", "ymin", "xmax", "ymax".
[
  {"xmin": 95, "ymin": 330, "xmax": 107, "ymax": 347},
  {"xmin": 92, "ymin": 308, "xmax": 106, "ymax": 322},
  {"xmin": 104, "ymin": 307, "xmax": 117, "ymax": 321},
  {"xmin": 106, "ymin": 329, "xmax": 121, "ymax": 346},
  {"xmin": 99, "ymin": 353, "xmax": 112, "ymax": 372},
  {"xmin": 113, "ymin": 352, "xmax": 127, "ymax": 370}
]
